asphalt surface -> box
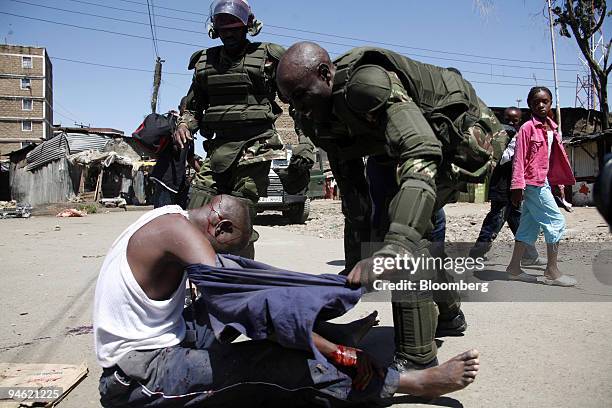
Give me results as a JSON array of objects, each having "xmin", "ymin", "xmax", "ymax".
[{"xmin": 0, "ymin": 207, "xmax": 611, "ymax": 407}]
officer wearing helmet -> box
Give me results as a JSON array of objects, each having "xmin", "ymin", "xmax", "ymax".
[
  {"xmin": 277, "ymin": 42, "xmax": 509, "ymax": 373},
  {"xmin": 174, "ymin": 0, "xmax": 315, "ymax": 257}
]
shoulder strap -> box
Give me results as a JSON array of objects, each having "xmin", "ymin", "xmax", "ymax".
[
  {"xmin": 188, "ymin": 49, "xmax": 205, "ymax": 70},
  {"xmin": 243, "ymin": 42, "xmax": 267, "ymax": 71},
  {"xmin": 265, "ymin": 43, "xmax": 286, "ymax": 61}
]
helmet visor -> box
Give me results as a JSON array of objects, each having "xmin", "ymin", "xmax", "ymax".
[{"xmin": 212, "ymin": 0, "xmax": 250, "ymax": 28}]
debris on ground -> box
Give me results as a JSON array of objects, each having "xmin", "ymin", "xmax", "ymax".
[
  {"xmin": 56, "ymin": 209, "xmax": 87, "ymax": 217},
  {"xmin": 65, "ymin": 325, "xmax": 93, "ymax": 336},
  {"xmin": 257, "ymin": 199, "xmax": 611, "ymax": 243},
  {"xmin": 100, "ymin": 197, "xmax": 127, "ymax": 210},
  {"xmin": 0, "ymin": 201, "xmax": 32, "ymax": 219},
  {"xmin": 0, "ymin": 362, "xmax": 88, "ymax": 406}
]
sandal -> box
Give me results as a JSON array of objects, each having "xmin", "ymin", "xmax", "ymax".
[
  {"xmin": 507, "ymin": 272, "xmax": 538, "ymax": 283},
  {"xmin": 538, "ymin": 275, "xmax": 577, "ymax": 287}
]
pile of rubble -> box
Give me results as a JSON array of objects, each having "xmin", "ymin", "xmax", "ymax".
[{"xmin": 0, "ymin": 201, "xmax": 32, "ymax": 219}]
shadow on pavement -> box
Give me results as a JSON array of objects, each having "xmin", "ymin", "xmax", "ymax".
[
  {"xmin": 384, "ymin": 395, "xmax": 464, "ymax": 407},
  {"xmin": 327, "ymin": 259, "xmax": 345, "ymax": 267},
  {"xmin": 255, "ymin": 214, "xmax": 290, "ymax": 226},
  {"xmin": 472, "ymin": 269, "xmax": 513, "ymax": 281},
  {"xmin": 359, "ymin": 327, "xmax": 447, "ymax": 367}
]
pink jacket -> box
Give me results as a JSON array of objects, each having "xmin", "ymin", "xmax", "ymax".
[{"xmin": 510, "ymin": 116, "xmax": 575, "ymax": 190}]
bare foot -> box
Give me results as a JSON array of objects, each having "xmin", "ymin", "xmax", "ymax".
[
  {"xmin": 398, "ymin": 349, "xmax": 480, "ymax": 398},
  {"xmin": 506, "ymin": 264, "xmax": 525, "ymax": 276},
  {"xmin": 544, "ymin": 265, "xmax": 562, "ymax": 280}
]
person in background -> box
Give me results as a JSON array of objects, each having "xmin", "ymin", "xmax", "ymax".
[
  {"xmin": 506, "ymin": 87, "xmax": 576, "ymax": 286},
  {"xmin": 469, "ymin": 107, "xmax": 542, "ymax": 265},
  {"xmin": 151, "ymin": 97, "xmax": 200, "ymax": 209}
]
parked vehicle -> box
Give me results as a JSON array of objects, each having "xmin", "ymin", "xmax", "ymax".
[{"xmin": 256, "ymin": 148, "xmax": 325, "ymax": 224}]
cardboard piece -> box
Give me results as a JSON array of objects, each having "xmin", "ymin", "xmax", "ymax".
[{"xmin": 0, "ymin": 362, "xmax": 88, "ymax": 407}]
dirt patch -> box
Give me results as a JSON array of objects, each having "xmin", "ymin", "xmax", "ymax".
[{"xmin": 257, "ymin": 199, "xmax": 611, "ymax": 243}]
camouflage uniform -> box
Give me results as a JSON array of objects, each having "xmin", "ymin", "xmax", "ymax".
[
  {"xmin": 297, "ymin": 47, "xmax": 508, "ymax": 367},
  {"xmin": 179, "ymin": 41, "xmax": 287, "ymax": 212}
]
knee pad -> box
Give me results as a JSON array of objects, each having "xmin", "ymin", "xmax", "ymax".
[
  {"xmin": 392, "ymin": 301, "xmax": 438, "ymax": 360},
  {"xmin": 385, "ymin": 178, "xmax": 437, "ymax": 250}
]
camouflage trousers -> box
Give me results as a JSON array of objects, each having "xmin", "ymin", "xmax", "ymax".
[
  {"xmin": 363, "ymin": 157, "xmax": 462, "ymax": 366},
  {"xmin": 187, "ymin": 159, "xmax": 271, "ymax": 209}
]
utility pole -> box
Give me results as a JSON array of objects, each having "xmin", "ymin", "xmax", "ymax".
[
  {"xmin": 516, "ymin": 98, "xmax": 522, "ymax": 108},
  {"xmin": 151, "ymin": 56, "xmax": 164, "ymax": 114},
  {"xmin": 547, "ymin": 0, "xmax": 562, "ymax": 134}
]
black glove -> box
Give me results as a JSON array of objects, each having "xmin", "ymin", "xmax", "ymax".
[{"xmin": 277, "ymin": 155, "xmax": 314, "ymax": 195}]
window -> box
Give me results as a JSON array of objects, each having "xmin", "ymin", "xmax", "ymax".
[
  {"xmin": 22, "ymin": 99, "xmax": 33, "ymax": 111},
  {"xmin": 22, "ymin": 56, "xmax": 32, "ymax": 69},
  {"xmin": 20, "ymin": 78, "xmax": 31, "ymax": 89},
  {"xmin": 22, "ymin": 121, "xmax": 32, "ymax": 131}
]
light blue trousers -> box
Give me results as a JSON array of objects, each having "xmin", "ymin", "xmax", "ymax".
[{"xmin": 515, "ymin": 182, "xmax": 566, "ymax": 245}]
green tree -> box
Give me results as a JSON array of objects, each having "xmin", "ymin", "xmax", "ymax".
[{"xmin": 552, "ymin": 0, "xmax": 611, "ymax": 130}]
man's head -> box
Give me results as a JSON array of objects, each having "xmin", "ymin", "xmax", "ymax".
[
  {"xmin": 503, "ymin": 107, "xmax": 522, "ymax": 131},
  {"xmin": 277, "ymin": 42, "xmax": 335, "ymax": 122},
  {"xmin": 208, "ymin": 0, "xmax": 253, "ymax": 53},
  {"xmin": 193, "ymin": 195, "xmax": 252, "ymax": 254}
]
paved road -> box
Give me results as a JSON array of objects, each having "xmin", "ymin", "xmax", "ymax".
[{"xmin": 1, "ymin": 209, "xmax": 611, "ymax": 407}]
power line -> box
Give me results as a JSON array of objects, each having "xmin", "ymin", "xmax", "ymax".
[
  {"xmin": 61, "ymin": 0, "xmax": 581, "ymax": 68},
  {"xmin": 53, "ymin": 99, "xmax": 80, "ymax": 120},
  {"xmin": 0, "ymin": 11, "xmax": 583, "ymax": 86},
  {"xmin": 3, "ymin": 9, "xmax": 582, "ymax": 88},
  {"xmin": 51, "ymin": 56, "xmax": 191, "ymax": 76},
  {"xmin": 3, "ymin": 4, "xmax": 581, "ymax": 74},
  {"xmin": 115, "ymin": 0, "xmax": 581, "ymax": 67},
  {"xmin": 460, "ymin": 69, "xmax": 575, "ymax": 85},
  {"xmin": 0, "ymin": 11, "xmax": 203, "ymax": 48},
  {"xmin": 51, "ymin": 55, "xmax": 575, "ymax": 91},
  {"xmin": 66, "ymin": 0, "xmax": 203, "ymax": 24},
  {"xmin": 50, "ymin": 101, "xmax": 81, "ymax": 124},
  {"xmin": 469, "ymin": 79, "xmax": 574, "ymax": 89},
  {"xmin": 145, "ymin": 0, "xmax": 159, "ymax": 58},
  {"xmin": 10, "ymin": 0, "xmax": 205, "ymax": 36}
]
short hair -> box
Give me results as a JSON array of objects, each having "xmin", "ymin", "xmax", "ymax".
[
  {"xmin": 527, "ymin": 87, "xmax": 553, "ymax": 106},
  {"xmin": 213, "ymin": 195, "xmax": 251, "ymax": 232}
]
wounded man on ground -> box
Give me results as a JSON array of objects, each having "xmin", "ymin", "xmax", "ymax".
[{"xmin": 93, "ymin": 194, "xmax": 480, "ymax": 407}]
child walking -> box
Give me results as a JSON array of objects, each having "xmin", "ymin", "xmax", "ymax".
[{"xmin": 506, "ymin": 87, "xmax": 576, "ymax": 286}]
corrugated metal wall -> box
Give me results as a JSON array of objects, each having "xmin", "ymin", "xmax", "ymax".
[
  {"xmin": 568, "ymin": 140, "xmax": 599, "ymax": 179},
  {"xmin": 25, "ymin": 134, "xmax": 70, "ymax": 171},
  {"xmin": 24, "ymin": 132, "xmax": 112, "ymax": 171},
  {"xmin": 65, "ymin": 132, "xmax": 111, "ymax": 154},
  {"xmin": 10, "ymin": 157, "xmax": 77, "ymax": 205}
]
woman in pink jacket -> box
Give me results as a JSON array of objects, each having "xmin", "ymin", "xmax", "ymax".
[{"xmin": 506, "ymin": 87, "xmax": 576, "ymax": 286}]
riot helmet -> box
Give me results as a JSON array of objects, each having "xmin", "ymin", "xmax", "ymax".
[{"xmin": 208, "ymin": 0, "xmax": 262, "ymax": 39}]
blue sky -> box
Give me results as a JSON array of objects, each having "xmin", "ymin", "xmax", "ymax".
[{"xmin": 1, "ymin": 0, "xmax": 610, "ymax": 156}]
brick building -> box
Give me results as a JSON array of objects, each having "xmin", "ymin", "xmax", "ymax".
[{"xmin": 0, "ymin": 44, "xmax": 53, "ymax": 156}]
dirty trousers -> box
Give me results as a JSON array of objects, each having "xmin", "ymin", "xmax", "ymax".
[{"xmin": 99, "ymin": 304, "xmax": 399, "ymax": 408}]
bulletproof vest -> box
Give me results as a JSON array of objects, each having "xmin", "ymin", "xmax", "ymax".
[
  {"xmin": 193, "ymin": 42, "xmax": 280, "ymax": 132},
  {"xmin": 330, "ymin": 47, "xmax": 502, "ymax": 183}
]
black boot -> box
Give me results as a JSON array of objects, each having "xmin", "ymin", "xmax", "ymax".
[{"xmin": 435, "ymin": 309, "xmax": 468, "ymax": 337}]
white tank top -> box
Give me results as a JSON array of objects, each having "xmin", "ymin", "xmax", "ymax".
[{"xmin": 93, "ymin": 205, "xmax": 189, "ymax": 368}]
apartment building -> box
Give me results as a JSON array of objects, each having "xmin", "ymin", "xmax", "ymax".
[{"xmin": 0, "ymin": 44, "xmax": 53, "ymax": 156}]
